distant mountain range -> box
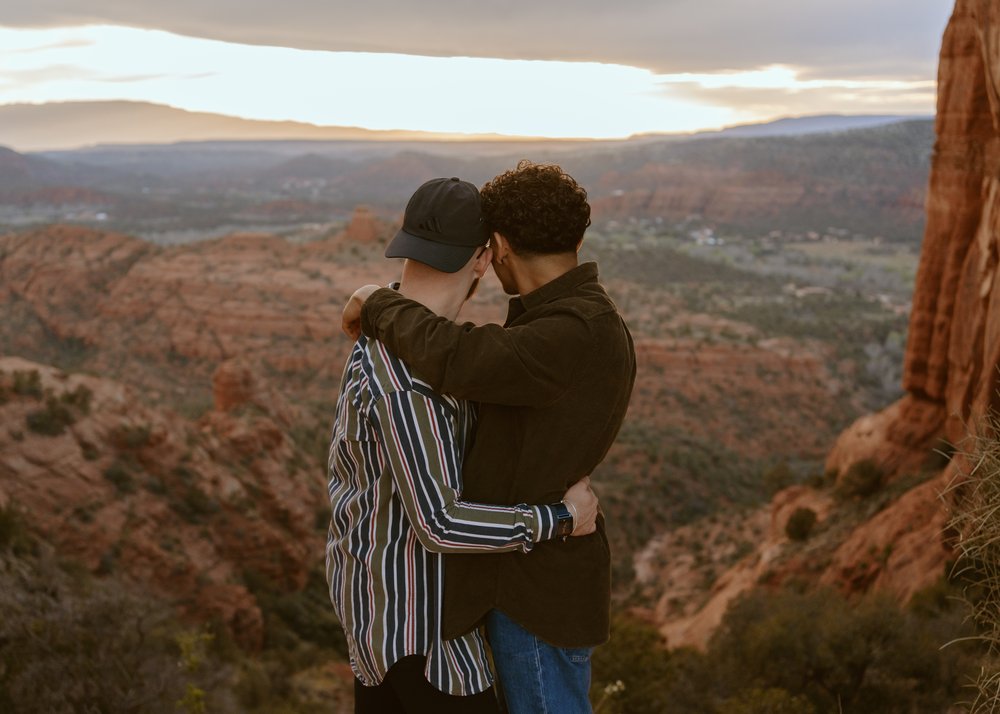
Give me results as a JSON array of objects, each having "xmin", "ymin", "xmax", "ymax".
[
  {"xmin": 0, "ymin": 116, "xmax": 934, "ymax": 242},
  {"xmin": 0, "ymin": 100, "xmax": 931, "ymax": 152}
]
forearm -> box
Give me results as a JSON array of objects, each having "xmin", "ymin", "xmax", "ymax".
[
  {"xmin": 407, "ymin": 493, "xmax": 561, "ymax": 554},
  {"xmin": 375, "ymin": 391, "xmax": 561, "ymax": 553}
]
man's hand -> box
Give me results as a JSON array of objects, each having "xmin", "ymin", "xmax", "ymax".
[
  {"xmin": 562, "ymin": 476, "xmax": 598, "ymax": 536},
  {"xmin": 341, "ymin": 285, "xmax": 381, "ymax": 340}
]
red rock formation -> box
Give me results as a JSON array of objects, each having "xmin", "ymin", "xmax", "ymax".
[
  {"xmin": 831, "ymin": 0, "xmax": 998, "ymax": 489},
  {"xmin": 824, "ymin": 1, "xmax": 1000, "ymax": 582},
  {"xmin": 589, "ymin": 152, "xmax": 927, "ymax": 236},
  {"xmin": 0, "ymin": 356, "xmax": 324, "ymax": 650},
  {"xmin": 343, "ymin": 205, "xmax": 381, "ymax": 244},
  {"xmin": 904, "ymin": 0, "xmax": 1000, "ymax": 443},
  {"xmin": 0, "ymin": 223, "xmax": 404, "ymax": 401},
  {"xmin": 644, "ymin": 0, "xmax": 996, "ymax": 649}
]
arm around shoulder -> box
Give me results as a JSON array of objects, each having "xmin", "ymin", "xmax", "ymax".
[{"xmin": 361, "ymin": 291, "xmax": 591, "ymax": 406}]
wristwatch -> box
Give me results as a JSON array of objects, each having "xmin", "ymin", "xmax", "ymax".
[{"xmin": 554, "ymin": 502, "xmax": 574, "ymax": 539}]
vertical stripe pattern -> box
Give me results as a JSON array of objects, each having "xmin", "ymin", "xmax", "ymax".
[{"xmin": 325, "ymin": 337, "xmax": 560, "ymax": 695}]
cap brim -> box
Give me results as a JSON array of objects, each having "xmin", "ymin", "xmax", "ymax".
[{"xmin": 385, "ymin": 228, "xmax": 480, "ymax": 273}]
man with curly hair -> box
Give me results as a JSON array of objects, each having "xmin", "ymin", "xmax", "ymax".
[{"xmin": 344, "ymin": 161, "xmax": 636, "ymax": 713}]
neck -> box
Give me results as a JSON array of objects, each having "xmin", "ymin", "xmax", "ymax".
[
  {"xmin": 510, "ymin": 252, "xmax": 579, "ymax": 296},
  {"xmin": 396, "ymin": 263, "xmax": 468, "ymax": 320}
]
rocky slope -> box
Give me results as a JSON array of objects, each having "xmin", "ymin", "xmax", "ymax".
[
  {"xmin": 0, "ymin": 203, "xmax": 879, "ymax": 640},
  {"xmin": 641, "ymin": 0, "xmax": 996, "ymax": 649},
  {"xmin": 0, "ymin": 141, "xmax": 924, "ymax": 669},
  {"xmin": 0, "ymin": 209, "xmax": 399, "ymax": 404},
  {"xmin": 0, "ymin": 356, "xmax": 323, "ymax": 650}
]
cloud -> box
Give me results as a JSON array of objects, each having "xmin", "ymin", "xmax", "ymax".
[
  {"xmin": 0, "ymin": 21, "xmax": 939, "ymax": 139},
  {"xmin": 663, "ymin": 82, "xmax": 937, "ymax": 120},
  {"xmin": 0, "ymin": 0, "xmax": 954, "ymax": 78},
  {"xmin": 0, "ymin": 63, "xmax": 97, "ymax": 88},
  {"xmin": 0, "ymin": 26, "xmax": 744, "ymax": 137}
]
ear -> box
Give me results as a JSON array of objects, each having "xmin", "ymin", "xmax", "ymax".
[
  {"xmin": 473, "ymin": 246, "xmax": 493, "ymax": 278},
  {"xmin": 492, "ymin": 232, "xmax": 512, "ymax": 262}
]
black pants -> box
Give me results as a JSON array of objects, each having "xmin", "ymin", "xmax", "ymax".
[{"xmin": 353, "ymin": 655, "xmax": 500, "ymax": 714}]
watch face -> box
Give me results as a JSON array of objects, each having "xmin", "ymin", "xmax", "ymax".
[{"xmin": 555, "ymin": 502, "xmax": 574, "ymax": 538}]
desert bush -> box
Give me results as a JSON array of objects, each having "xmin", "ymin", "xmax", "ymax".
[
  {"xmin": 12, "ymin": 370, "xmax": 42, "ymax": 398},
  {"xmin": 79, "ymin": 440, "xmax": 99, "ymax": 460},
  {"xmin": 103, "ymin": 460, "xmax": 136, "ymax": 494},
  {"xmin": 112, "ymin": 423, "xmax": 153, "ymax": 450},
  {"xmin": 244, "ymin": 567, "xmax": 347, "ymax": 655},
  {"xmin": 704, "ymin": 588, "xmax": 975, "ymax": 713},
  {"xmin": 836, "ymin": 459, "xmax": 884, "ymax": 499},
  {"xmin": 590, "ymin": 613, "xmax": 672, "ymax": 713},
  {"xmin": 0, "ymin": 502, "xmax": 32, "ymax": 555},
  {"xmin": 1, "ymin": 545, "xmax": 352, "ymax": 713},
  {"xmin": 171, "ymin": 486, "xmax": 219, "ymax": 523},
  {"xmin": 60, "ymin": 384, "xmax": 93, "ymax": 414},
  {"xmin": 717, "ymin": 688, "xmax": 816, "ymax": 714},
  {"xmin": 784, "ymin": 507, "xmax": 817, "ymax": 541},
  {"xmin": 25, "ymin": 396, "xmax": 75, "ymax": 436},
  {"xmin": 0, "ymin": 554, "xmax": 192, "ymax": 713}
]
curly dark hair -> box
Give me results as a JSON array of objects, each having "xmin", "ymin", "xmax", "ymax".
[{"xmin": 480, "ymin": 160, "xmax": 591, "ymax": 255}]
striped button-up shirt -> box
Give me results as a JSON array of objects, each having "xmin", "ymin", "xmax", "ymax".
[{"xmin": 325, "ymin": 336, "xmax": 561, "ymax": 695}]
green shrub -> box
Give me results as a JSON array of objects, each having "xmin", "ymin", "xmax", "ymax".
[
  {"xmin": 836, "ymin": 459, "xmax": 884, "ymax": 499},
  {"xmin": 25, "ymin": 397, "xmax": 75, "ymax": 436},
  {"xmin": 0, "ymin": 502, "xmax": 33, "ymax": 555},
  {"xmin": 104, "ymin": 461, "xmax": 136, "ymax": 495},
  {"xmin": 143, "ymin": 476, "xmax": 168, "ymax": 495},
  {"xmin": 60, "ymin": 384, "xmax": 93, "ymax": 414},
  {"xmin": 72, "ymin": 504, "xmax": 95, "ymax": 523},
  {"xmin": 0, "ymin": 543, "xmax": 351, "ymax": 714},
  {"xmin": 172, "ymin": 487, "xmax": 219, "ymax": 523},
  {"xmin": 590, "ymin": 613, "xmax": 672, "ymax": 713},
  {"xmin": 113, "ymin": 423, "xmax": 152, "ymax": 450},
  {"xmin": 0, "ymin": 551, "xmax": 202, "ymax": 713},
  {"xmin": 244, "ymin": 567, "xmax": 348, "ymax": 656},
  {"xmin": 12, "ymin": 370, "xmax": 42, "ymax": 398},
  {"xmin": 718, "ymin": 688, "xmax": 816, "ymax": 714},
  {"xmin": 703, "ymin": 588, "xmax": 976, "ymax": 713},
  {"xmin": 79, "ymin": 440, "xmax": 99, "ymax": 460},
  {"xmin": 784, "ymin": 508, "xmax": 817, "ymax": 541}
]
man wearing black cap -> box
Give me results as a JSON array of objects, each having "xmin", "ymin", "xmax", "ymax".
[
  {"xmin": 343, "ymin": 161, "xmax": 636, "ymax": 714},
  {"xmin": 325, "ymin": 176, "xmax": 599, "ymax": 714}
]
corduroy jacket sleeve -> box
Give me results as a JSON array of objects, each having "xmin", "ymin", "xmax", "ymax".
[{"xmin": 359, "ymin": 288, "xmax": 588, "ymax": 407}]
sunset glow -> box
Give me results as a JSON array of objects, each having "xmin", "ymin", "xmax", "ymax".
[{"xmin": 0, "ymin": 24, "xmax": 937, "ymax": 139}]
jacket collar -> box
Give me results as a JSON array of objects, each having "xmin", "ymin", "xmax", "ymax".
[{"xmin": 506, "ymin": 262, "xmax": 599, "ymax": 322}]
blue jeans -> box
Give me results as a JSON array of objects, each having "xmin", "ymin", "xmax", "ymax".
[{"xmin": 486, "ymin": 609, "xmax": 593, "ymax": 714}]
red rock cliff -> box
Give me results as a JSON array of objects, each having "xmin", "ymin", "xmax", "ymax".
[
  {"xmin": 792, "ymin": 0, "xmax": 1000, "ymax": 603},
  {"xmin": 831, "ymin": 0, "xmax": 1000, "ymax": 472},
  {"xmin": 644, "ymin": 0, "xmax": 1000, "ymax": 648}
]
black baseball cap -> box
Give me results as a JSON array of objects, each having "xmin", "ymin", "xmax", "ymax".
[{"xmin": 385, "ymin": 177, "xmax": 489, "ymax": 273}]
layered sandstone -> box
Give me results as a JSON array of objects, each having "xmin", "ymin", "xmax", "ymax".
[
  {"xmin": 0, "ymin": 222, "xmax": 403, "ymax": 401},
  {"xmin": 0, "ymin": 356, "xmax": 324, "ymax": 649},
  {"xmin": 340, "ymin": 205, "xmax": 382, "ymax": 244},
  {"xmin": 647, "ymin": 0, "xmax": 1000, "ymax": 649},
  {"xmin": 830, "ymin": 0, "xmax": 1000, "ymax": 521}
]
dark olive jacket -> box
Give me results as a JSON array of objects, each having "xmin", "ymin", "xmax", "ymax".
[{"xmin": 359, "ymin": 262, "xmax": 636, "ymax": 646}]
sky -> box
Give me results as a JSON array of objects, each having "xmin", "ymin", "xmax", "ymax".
[{"xmin": 0, "ymin": 1, "xmax": 954, "ymax": 139}]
